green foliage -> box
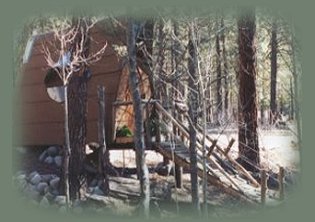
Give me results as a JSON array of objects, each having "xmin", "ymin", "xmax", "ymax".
[{"xmin": 116, "ymin": 125, "xmax": 133, "ymax": 137}]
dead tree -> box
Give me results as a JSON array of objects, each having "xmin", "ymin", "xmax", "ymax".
[
  {"xmin": 127, "ymin": 19, "xmax": 150, "ymax": 218},
  {"xmin": 237, "ymin": 8, "xmax": 260, "ymax": 172},
  {"xmin": 43, "ymin": 17, "xmax": 107, "ymax": 206}
]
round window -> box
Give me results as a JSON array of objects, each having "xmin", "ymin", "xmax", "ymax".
[{"xmin": 44, "ymin": 68, "xmax": 65, "ymax": 103}]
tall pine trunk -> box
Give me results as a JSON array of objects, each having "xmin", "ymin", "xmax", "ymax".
[
  {"xmin": 60, "ymin": 19, "xmax": 90, "ymax": 204},
  {"xmin": 221, "ymin": 16, "xmax": 229, "ymax": 120},
  {"xmin": 270, "ymin": 18, "xmax": 278, "ymax": 125},
  {"xmin": 215, "ymin": 17, "xmax": 222, "ymax": 125},
  {"xmin": 68, "ymin": 19, "xmax": 90, "ymax": 201},
  {"xmin": 188, "ymin": 25, "xmax": 200, "ymax": 214},
  {"xmin": 68, "ymin": 73, "xmax": 88, "ymax": 201},
  {"xmin": 237, "ymin": 8, "xmax": 260, "ymax": 172},
  {"xmin": 127, "ymin": 19, "xmax": 150, "ymax": 218}
]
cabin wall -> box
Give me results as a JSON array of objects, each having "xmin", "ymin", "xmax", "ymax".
[{"xmin": 15, "ymin": 29, "xmax": 123, "ymax": 146}]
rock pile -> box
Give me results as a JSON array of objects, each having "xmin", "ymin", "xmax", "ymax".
[
  {"xmin": 13, "ymin": 170, "xmax": 63, "ymax": 209},
  {"xmin": 38, "ymin": 146, "xmax": 63, "ymax": 168},
  {"xmin": 13, "ymin": 146, "xmax": 118, "ymax": 213}
]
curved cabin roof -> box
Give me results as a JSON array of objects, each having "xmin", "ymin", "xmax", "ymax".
[{"xmin": 14, "ymin": 23, "xmax": 150, "ymax": 146}]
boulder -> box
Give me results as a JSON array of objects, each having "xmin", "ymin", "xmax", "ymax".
[
  {"xmin": 54, "ymin": 156, "xmax": 62, "ymax": 168},
  {"xmin": 39, "ymin": 150, "xmax": 48, "ymax": 162},
  {"xmin": 54, "ymin": 195, "xmax": 66, "ymax": 205},
  {"xmin": 41, "ymin": 174, "xmax": 56, "ymax": 183},
  {"xmin": 44, "ymin": 156, "xmax": 54, "ymax": 165},
  {"xmin": 30, "ymin": 173, "xmax": 42, "ymax": 185},
  {"xmin": 36, "ymin": 182, "xmax": 49, "ymax": 195},
  {"xmin": 29, "ymin": 171, "xmax": 39, "ymax": 180},
  {"xmin": 49, "ymin": 177, "xmax": 60, "ymax": 190}
]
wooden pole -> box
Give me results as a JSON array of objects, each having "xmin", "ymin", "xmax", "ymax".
[
  {"xmin": 175, "ymin": 164, "xmax": 183, "ymax": 188},
  {"xmin": 261, "ymin": 170, "xmax": 267, "ymax": 205},
  {"xmin": 224, "ymin": 138, "xmax": 235, "ymax": 155},
  {"xmin": 278, "ymin": 166, "xmax": 285, "ymax": 200},
  {"xmin": 97, "ymin": 85, "xmax": 109, "ymax": 195},
  {"xmin": 206, "ymin": 140, "xmax": 217, "ymax": 158}
]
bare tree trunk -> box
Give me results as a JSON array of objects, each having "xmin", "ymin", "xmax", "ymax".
[
  {"xmin": 67, "ymin": 18, "xmax": 91, "ymax": 201},
  {"xmin": 156, "ymin": 21, "xmax": 170, "ymax": 164},
  {"xmin": 171, "ymin": 20, "xmax": 183, "ymax": 188},
  {"xmin": 215, "ymin": 17, "xmax": 222, "ymax": 125},
  {"xmin": 270, "ymin": 18, "xmax": 278, "ymax": 125},
  {"xmin": 97, "ymin": 85, "xmax": 109, "ymax": 195},
  {"xmin": 237, "ymin": 8, "xmax": 260, "ymax": 172},
  {"xmin": 68, "ymin": 72, "xmax": 88, "ymax": 201},
  {"xmin": 127, "ymin": 19, "xmax": 150, "ymax": 218},
  {"xmin": 206, "ymin": 24, "xmax": 213, "ymax": 124},
  {"xmin": 43, "ymin": 17, "xmax": 107, "ymax": 208},
  {"xmin": 221, "ymin": 16, "xmax": 229, "ymax": 120},
  {"xmin": 62, "ymin": 84, "xmax": 71, "ymax": 208},
  {"xmin": 188, "ymin": 25, "xmax": 201, "ymax": 214}
]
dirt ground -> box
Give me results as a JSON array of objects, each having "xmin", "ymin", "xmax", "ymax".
[
  {"xmin": 12, "ymin": 127, "xmax": 300, "ymax": 218},
  {"xmin": 110, "ymin": 127, "xmax": 300, "ymax": 172}
]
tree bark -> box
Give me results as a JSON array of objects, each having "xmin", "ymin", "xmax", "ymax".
[
  {"xmin": 237, "ymin": 8, "xmax": 260, "ymax": 172},
  {"xmin": 215, "ymin": 17, "xmax": 222, "ymax": 125},
  {"xmin": 270, "ymin": 18, "xmax": 278, "ymax": 125},
  {"xmin": 67, "ymin": 18, "xmax": 91, "ymax": 201},
  {"xmin": 67, "ymin": 72, "xmax": 88, "ymax": 201},
  {"xmin": 188, "ymin": 25, "xmax": 201, "ymax": 214},
  {"xmin": 221, "ymin": 16, "xmax": 229, "ymax": 120},
  {"xmin": 127, "ymin": 19, "xmax": 150, "ymax": 218},
  {"xmin": 62, "ymin": 84, "xmax": 71, "ymax": 207},
  {"xmin": 97, "ymin": 85, "xmax": 109, "ymax": 195}
]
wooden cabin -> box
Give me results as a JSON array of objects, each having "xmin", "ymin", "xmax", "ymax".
[{"xmin": 14, "ymin": 24, "xmax": 151, "ymax": 148}]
